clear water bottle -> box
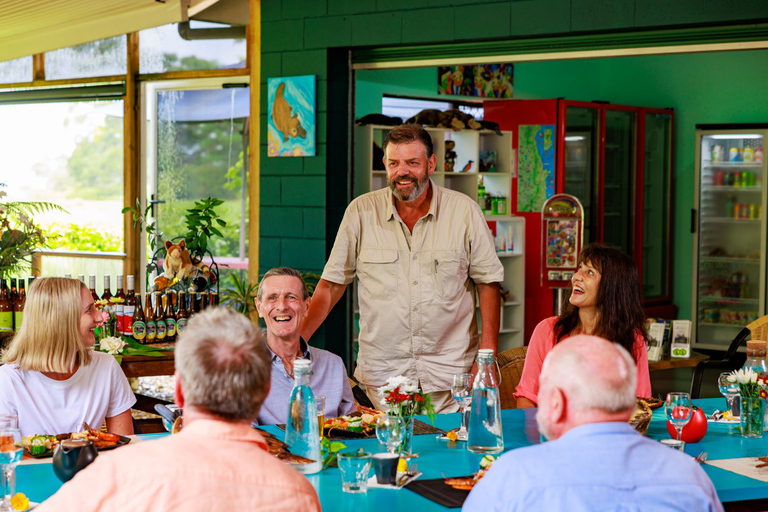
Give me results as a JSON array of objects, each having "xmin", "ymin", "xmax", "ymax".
[
  {"xmin": 285, "ymin": 359, "xmax": 322, "ymax": 474},
  {"xmin": 468, "ymin": 349, "xmax": 504, "ymax": 454}
]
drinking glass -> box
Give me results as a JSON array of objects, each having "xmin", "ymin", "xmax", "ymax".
[
  {"xmin": 316, "ymin": 396, "xmax": 326, "ymax": 440},
  {"xmin": 718, "ymin": 372, "xmax": 739, "ymax": 415},
  {"xmin": 0, "ymin": 428, "xmax": 22, "ymax": 512},
  {"xmin": 665, "ymin": 392, "xmax": 693, "ymax": 442},
  {"xmin": 375, "ymin": 415, "xmax": 406, "ymax": 454},
  {"xmin": 336, "ymin": 452, "xmax": 372, "ymax": 493},
  {"xmin": 452, "ymin": 372, "xmax": 473, "ymax": 441}
]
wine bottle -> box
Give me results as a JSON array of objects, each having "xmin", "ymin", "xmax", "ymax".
[
  {"xmin": 163, "ymin": 293, "xmax": 176, "ymax": 343},
  {"xmin": 154, "ymin": 292, "xmax": 166, "ymax": 342},
  {"xmin": 176, "ymin": 291, "xmax": 189, "ymax": 334},
  {"xmin": 131, "ymin": 293, "xmax": 147, "ymax": 343},
  {"xmin": 124, "ymin": 275, "xmax": 136, "ymax": 337},
  {"xmin": 114, "ymin": 274, "xmax": 126, "ymax": 336},
  {"xmin": 13, "ymin": 279, "xmax": 25, "ymax": 333},
  {"xmin": 101, "ymin": 275, "xmax": 112, "ymax": 301},
  {"xmin": 145, "ymin": 293, "xmax": 156, "ymax": 343},
  {"xmin": 88, "ymin": 275, "xmax": 99, "ymax": 301},
  {"xmin": 0, "ymin": 280, "xmax": 13, "ymax": 332}
]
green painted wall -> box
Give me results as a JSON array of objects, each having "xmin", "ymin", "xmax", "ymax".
[
  {"xmin": 262, "ymin": 0, "xmax": 768, "ymax": 353},
  {"xmin": 356, "ymin": 49, "xmax": 768, "ymax": 323}
]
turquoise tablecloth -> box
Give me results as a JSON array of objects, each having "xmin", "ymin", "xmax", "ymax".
[{"xmin": 16, "ymin": 398, "xmax": 768, "ymax": 509}]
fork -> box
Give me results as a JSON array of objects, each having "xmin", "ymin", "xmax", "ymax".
[
  {"xmin": 398, "ymin": 463, "xmax": 419, "ymax": 487},
  {"xmin": 695, "ymin": 452, "xmax": 708, "ymax": 463}
]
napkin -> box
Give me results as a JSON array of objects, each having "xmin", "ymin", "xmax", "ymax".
[{"xmin": 705, "ymin": 458, "xmax": 768, "ymax": 482}]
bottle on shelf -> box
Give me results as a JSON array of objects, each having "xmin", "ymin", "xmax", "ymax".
[
  {"xmin": 114, "ymin": 274, "xmax": 126, "ymax": 336},
  {"xmin": 64, "ymin": 273, "xmax": 72, "ymax": 279},
  {"xmin": 88, "ymin": 275, "xmax": 99, "ymax": 302},
  {"xmin": 190, "ymin": 291, "xmax": 199, "ymax": 317},
  {"xmin": 145, "ymin": 293, "xmax": 157, "ymax": 343},
  {"xmin": 9, "ymin": 278, "xmax": 17, "ymax": 305},
  {"xmin": 131, "ymin": 294, "xmax": 146, "ymax": 343},
  {"xmin": 200, "ymin": 291, "xmax": 209, "ymax": 310},
  {"xmin": 176, "ymin": 291, "xmax": 189, "ymax": 335},
  {"xmin": 124, "ymin": 275, "xmax": 136, "ymax": 337},
  {"xmin": 101, "ymin": 275, "xmax": 112, "ymax": 301},
  {"xmin": 77, "ymin": 274, "xmax": 85, "ymax": 284},
  {"xmin": 0, "ymin": 280, "xmax": 13, "ymax": 332},
  {"xmin": 468, "ymin": 349, "xmax": 503, "ymax": 454},
  {"xmin": 284, "ymin": 359, "xmax": 322, "ymax": 474},
  {"xmin": 154, "ymin": 292, "xmax": 166, "ymax": 342},
  {"xmin": 477, "ymin": 176, "xmax": 487, "ymax": 213},
  {"xmin": 210, "ymin": 291, "xmax": 219, "ymax": 308},
  {"xmin": 13, "ymin": 278, "xmax": 26, "ymax": 333},
  {"xmin": 164, "ymin": 293, "xmax": 176, "ymax": 343}
]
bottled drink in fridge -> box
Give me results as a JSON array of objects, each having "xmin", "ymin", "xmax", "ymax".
[
  {"xmin": 285, "ymin": 360, "xmax": 322, "ymax": 474},
  {"xmin": 468, "ymin": 349, "xmax": 504, "ymax": 454}
]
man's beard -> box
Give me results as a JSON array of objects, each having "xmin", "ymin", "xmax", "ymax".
[{"xmin": 388, "ymin": 173, "xmax": 430, "ymax": 202}]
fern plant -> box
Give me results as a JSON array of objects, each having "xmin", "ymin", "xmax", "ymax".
[{"xmin": 0, "ymin": 183, "xmax": 67, "ymax": 279}]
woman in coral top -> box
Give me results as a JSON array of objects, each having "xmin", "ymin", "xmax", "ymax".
[{"xmin": 515, "ymin": 244, "xmax": 651, "ymax": 408}]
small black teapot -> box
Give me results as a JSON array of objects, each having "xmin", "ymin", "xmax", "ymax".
[{"xmin": 52, "ymin": 439, "xmax": 98, "ymax": 483}]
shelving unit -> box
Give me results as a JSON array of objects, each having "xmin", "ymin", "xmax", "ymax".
[{"xmin": 353, "ymin": 124, "xmax": 524, "ymax": 352}]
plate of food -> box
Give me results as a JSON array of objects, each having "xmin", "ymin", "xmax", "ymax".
[
  {"xmin": 637, "ymin": 396, "xmax": 664, "ymax": 409},
  {"xmin": 23, "ymin": 427, "xmax": 130, "ymax": 458},
  {"xmin": 323, "ymin": 406, "xmax": 385, "ymax": 438}
]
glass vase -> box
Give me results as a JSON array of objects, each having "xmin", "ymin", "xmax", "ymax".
[
  {"xmin": 396, "ymin": 418, "xmax": 414, "ymax": 456},
  {"xmin": 740, "ymin": 396, "xmax": 765, "ymax": 438}
]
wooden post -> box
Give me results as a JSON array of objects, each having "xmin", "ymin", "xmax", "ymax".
[
  {"xmin": 248, "ymin": 0, "xmax": 260, "ymax": 322},
  {"xmin": 124, "ymin": 33, "xmax": 141, "ymax": 284}
]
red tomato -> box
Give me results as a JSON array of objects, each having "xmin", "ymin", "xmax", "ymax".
[{"xmin": 666, "ymin": 406, "xmax": 708, "ymax": 443}]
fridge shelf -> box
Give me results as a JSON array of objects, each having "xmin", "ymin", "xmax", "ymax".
[
  {"xmin": 697, "ymin": 322, "xmax": 748, "ymax": 329},
  {"xmin": 701, "ymin": 186, "xmax": 762, "ymax": 192},
  {"xmin": 703, "ymin": 162, "xmax": 764, "ymax": 168},
  {"xmin": 699, "ymin": 295, "xmax": 759, "ymax": 305},
  {"xmin": 700, "ymin": 256, "xmax": 761, "ymax": 264},
  {"xmin": 701, "ymin": 217, "xmax": 761, "ymax": 224}
]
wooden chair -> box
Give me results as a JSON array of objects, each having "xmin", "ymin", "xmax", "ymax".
[
  {"xmin": 497, "ymin": 346, "xmax": 528, "ymax": 409},
  {"xmin": 690, "ymin": 314, "xmax": 768, "ymax": 398}
]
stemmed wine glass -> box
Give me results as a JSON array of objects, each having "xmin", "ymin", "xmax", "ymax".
[
  {"xmin": 718, "ymin": 372, "xmax": 740, "ymax": 417},
  {"xmin": 375, "ymin": 415, "xmax": 406, "ymax": 454},
  {"xmin": 0, "ymin": 427, "xmax": 22, "ymax": 512},
  {"xmin": 665, "ymin": 392, "xmax": 693, "ymax": 443},
  {"xmin": 452, "ymin": 373, "xmax": 473, "ymax": 441}
]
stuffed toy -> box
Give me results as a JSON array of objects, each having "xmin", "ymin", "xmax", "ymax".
[{"xmin": 164, "ymin": 240, "xmax": 195, "ymax": 281}]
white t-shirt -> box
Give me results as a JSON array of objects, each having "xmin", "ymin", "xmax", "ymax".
[{"xmin": 0, "ymin": 351, "xmax": 136, "ymax": 437}]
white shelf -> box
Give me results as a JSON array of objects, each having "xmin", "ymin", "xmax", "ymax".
[
  {"xmin": 701, "ymin": 186, "xmax": 762, "ymax": 192},
  {"xmin": 703, "ymin": 162, "xmax": 763, "ymax": 168},
  {"xmin": 702, "ymin": 217, "xmax": 761, "ymax": 224},
  {"xmin": 699, "ymin": 295, "xmax": 758, "ymax": 305},
  {"xmin": 495, "ymin": 251, "xmax": 522, "ymax": 258},
  {"xmin": 697, "ymin": 322, "xmax": 748, "ymax": 329},
  {"xmin": 700, "ymin": 256, "xmax": 760, "ymax": 264}
]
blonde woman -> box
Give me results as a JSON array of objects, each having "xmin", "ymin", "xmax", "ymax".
[{"xmin": 0, "ymin": 277, "xmax": 135, "ymax": 437}]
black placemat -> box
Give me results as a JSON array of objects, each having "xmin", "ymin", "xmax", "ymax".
[
  {"xmin": 404, "ymin": 477, "xmax": 472, "ymax": 508},
  {"xmin": 275, "ymin": 418, "xmax": 444, "ymax": 441}
]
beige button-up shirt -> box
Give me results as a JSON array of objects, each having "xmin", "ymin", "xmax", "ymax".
[{"xmin": 322, "ymin": 181, "xmax": 504, "ymax": 393}]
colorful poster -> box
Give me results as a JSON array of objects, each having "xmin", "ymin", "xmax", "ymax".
[
  {"xmin": 517, "ymin": 124, "xmax": 555, "ymax": 212},
  {"xmin": 437, "ymin": 64, "xmax": 514, "ymax": 98},
  {"xmin": 267, "ymin": 75, "xmax": 316, "ymax": 157}
]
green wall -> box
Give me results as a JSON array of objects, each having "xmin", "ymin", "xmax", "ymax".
[
  {"xmin": 357, "ymin": 50, "xmax": 768, "ymax": 322},
  {"xmin": 262, "ymin": 0, "xmax": 768, "ymax": 353}
]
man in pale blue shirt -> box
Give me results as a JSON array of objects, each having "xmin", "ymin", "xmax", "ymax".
[
  {"xmin": 253, "ymin": 267, "xmax": 356, "ymax": 425},
  {"xmin": 463, "ymin": 335, "xmax": 723, "ymax": 512}
]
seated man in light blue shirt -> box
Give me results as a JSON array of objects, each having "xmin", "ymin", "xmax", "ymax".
[
  {"xmin": 253, "ymin": 267, "xmax": 356, "ymax": 425},
  {"xmin": 463, "ymin": 335, "xmax": 723, "ymax": 512}
]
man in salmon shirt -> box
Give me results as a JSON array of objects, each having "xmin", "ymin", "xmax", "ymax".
[{"xmin": 38, "ymin": 307, "xmax": 321, "ymax": 512}]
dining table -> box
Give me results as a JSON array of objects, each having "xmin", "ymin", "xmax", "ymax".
[{"xmin": 15, "ymin": 398, "xmax": 768, "ymax": 510}]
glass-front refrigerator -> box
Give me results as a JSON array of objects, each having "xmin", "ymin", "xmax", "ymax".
[{"xmin": 693, "ymin": 124, "xmax": 768, "ymax": 350}]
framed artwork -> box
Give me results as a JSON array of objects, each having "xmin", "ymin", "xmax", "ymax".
[
  {"xmin": 267, "ymin": 75, "xmax": 316, "ymax": 157},
  {"xmin": 438, "ymin": 63, "xmax": 514, "ymax": 98}
]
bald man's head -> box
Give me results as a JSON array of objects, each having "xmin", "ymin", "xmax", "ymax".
[{"xmin": 536, "ymin": 335, "xmax": 637, "ymax": 440}]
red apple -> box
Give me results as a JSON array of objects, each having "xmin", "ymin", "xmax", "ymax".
[{"xmin": 666, "ymin": 406, "xmax": 708, "ymax": 443}]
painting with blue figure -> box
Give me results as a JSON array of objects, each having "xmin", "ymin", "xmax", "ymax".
[{"xmin": 267, "ymin": 75, "xmax": 316, "ymax": 157}]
